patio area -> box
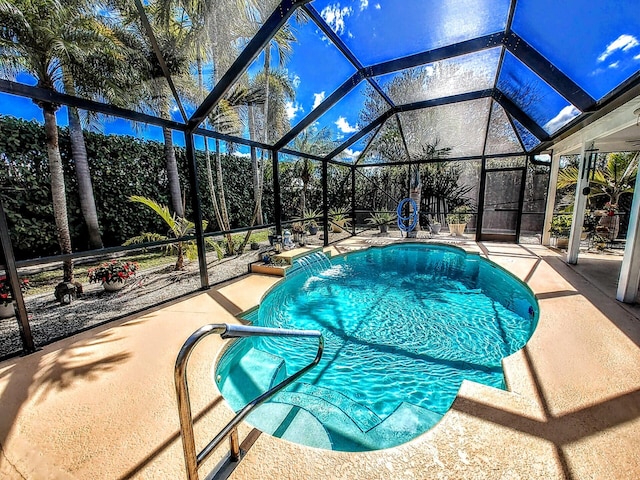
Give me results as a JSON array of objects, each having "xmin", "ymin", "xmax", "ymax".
[{"xmin": 1, "ymin": 238, "xmax": 639, "ymax": 480}]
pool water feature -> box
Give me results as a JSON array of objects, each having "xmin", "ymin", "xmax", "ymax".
[{"xmin": 216, "ymin": 244, "xmax": 538, "ymax": 452}]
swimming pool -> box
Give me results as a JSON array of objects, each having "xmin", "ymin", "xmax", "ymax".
[{"xmin": 215, "ymin": 244, "xmax": 538, "ymax": 452}]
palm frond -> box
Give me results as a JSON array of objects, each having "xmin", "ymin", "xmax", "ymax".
[
  {"xmin": 122, "ymin": 232, "xmax": 168, "ymax": 246},
  {"xmin": 129, "ymin": 195, "xmax": 177, "ymax": 231}
]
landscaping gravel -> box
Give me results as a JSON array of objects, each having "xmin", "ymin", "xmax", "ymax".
[{"xmin": 0, "ymin": 248, "xmax": 266, "ymax": 359}]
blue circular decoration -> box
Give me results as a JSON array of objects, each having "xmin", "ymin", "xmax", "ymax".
[{"xmin": 397, "ymin": 198, "xmax": 418, "ymax": 232}]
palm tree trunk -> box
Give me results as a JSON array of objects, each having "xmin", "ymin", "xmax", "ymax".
[
  {"xmin": 247, "ymin": 105, "xmax": 264, "ymax": 225},
  {"xmin": 162, "ymin": 125, "xmax": 184, "ymax": 217},
  {"xmin": 62, "ymin": 73, "xmax": 103, "ymax": 249},
  {"xmin": 43, "ymin": 104, "xmax": 74, "ymax": 282},
  {"xmin": 301, "ymin": 183, "xmax": 307, "ymax": 215},
  {"xmin": 214, "ymin": 139, "xmax": 234, "ymax": 252},
  {"xmin": 205, "ymin": 141, "xmax": 224, "ymax": 229}
]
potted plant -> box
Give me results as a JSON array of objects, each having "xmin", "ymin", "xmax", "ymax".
[
  {"xmin": 329, "ymin": 208, "xmax": 351, "ymax": 233},
  {"xmin": 430, "ymin": 221, "xmax": 442, "ymax": 235},
  {"xmin": 366, "ymin": 211, "xmax": 396, "ymax": 233},
  {"xmin": 303, "ymin": 209, "xmax": 321, "ymax": 235},
  {"xmin": 446, "ymin": 206, "xmax": 472, "ymax": 236},
  {"xmin": 88, "ymin": 259, "xmax": 139, "ymax": 292},
  {"xmin": 0, "ymin": 276, "xmax": 29, "ymax": 319},
  {"xmin": 267, "ymin": 228, "xmax": 276, "ymax": 246},
  {"xmin": 549, "ymin": 214, "xmax": 572, "ymax": 248},
  {"xmin": 291, "ymin": 222, "xmax": 305, "ymax": 243}
]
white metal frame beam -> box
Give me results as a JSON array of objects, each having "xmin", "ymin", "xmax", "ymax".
[{"xmin": 616, "ymin": 168, "xmax": 640, "ymax": 303}]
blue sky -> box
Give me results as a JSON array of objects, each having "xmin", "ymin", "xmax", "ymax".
[{"xmin": 1, "ymin": 0, "xmax": 639, "ymax": 153}]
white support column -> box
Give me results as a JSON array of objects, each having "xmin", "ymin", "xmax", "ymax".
[
  {"xmin": 616, "ymin": 170, "xmax": 640, "ymax": 303},
  {"xmin": 566, "ymin": 142, "xmax": 591, "ymax": 264},
  {"xmin": 542, "ymin": 152, "xmax": 560, "ymax": 246}
]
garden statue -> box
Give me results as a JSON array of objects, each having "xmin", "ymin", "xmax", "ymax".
[{"xmin": 283, "ymin": 230, "xmax": 295, "ymax": 250}]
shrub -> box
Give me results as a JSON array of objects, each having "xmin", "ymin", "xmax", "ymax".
[
  {"xmin": 549, "ymin": 215, "xmax": 572, "ymax": 237},
  {"xmin": 446, "ymin": 206, "xmax": 472, "ymax": 224}
]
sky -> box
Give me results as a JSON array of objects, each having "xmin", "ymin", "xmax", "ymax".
[{"xmin": 1, "ymin": 0, "xmax": 639, "ymax": 154}]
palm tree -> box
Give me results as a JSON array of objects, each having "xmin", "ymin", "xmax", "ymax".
[
  {"xmin": 124, "ymin": 195, "xmax": 221, "ymax": 270},
  {"xmin": 0, "ymin": 0, "xmax": 116, "ymax": 285},
  {"xmin": 60, "ymin": 14, "xmax": 141, "ymax": 250},
  {"xmin": 247, "ymin": 69, "xmax": 296, "ymax": 224},
  {"xmin": 116, "ymin": 0, "xmax": 200, "ymax": 218},
  {"xmin": 291, "ymin": 125, "xmax": 337, "ymax": 216},
  {"xmin": 557, "ymin": 152, "xmax": 638, "ymax": 205}
]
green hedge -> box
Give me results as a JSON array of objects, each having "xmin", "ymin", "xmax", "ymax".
[{"xmin": 0, "ymin": 115, "xmax": 260, "ymax": 260}]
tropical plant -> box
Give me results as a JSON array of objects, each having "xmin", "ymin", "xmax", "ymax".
[
  {"xmin": 0, "ymin": 0, "xmax": 112, "ymax": 285},
  {"xmin": 113, "ymin": 0, "xmax": 201, "ymax": 218},
  {"xmin": 0, "ymin": 276, "xmax": 29, "ymax": 306},
  {"xmin": 557, "ymin": 152, "xmax": 638, "ymax": 206},
  {"xmin": 124, "ymin": 195, "xmax": 221, "ymax": 270},
  {"xmin": 329, "ymin": 207, "xmax": 351, "ymax": 232},
  {"xmin": 366, "ymin": 211, "xmax": 396, "ymax": 226},
  {"xmin": 446, "ymin": 205, "xmax": 472, "ymax": 225},
  {"xmin": 291, "ymin": 127, "xmax": 337, "ymax": 216},
  {"xmin": 549, "ymin": 214, "xmax": 572, "ymax": 237},
  {"xmin": 87, "ymin": 260, "xmax": 138, "ymax": 285},
  {"xmin": 303, "ymin": 209, "xmax": 321, "ymax": 230}
]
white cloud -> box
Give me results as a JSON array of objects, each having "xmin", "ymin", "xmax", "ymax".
[
  {"xmin": 609, "ymin": 61, "xmax": 620, "ymax": 69},
  {"xmin": 635, "ymin": 53, "xmax": 640, "ymax": 60},
  {"xmin": 233, "ymin": 151, "xmax": 251, "ymax": 158},
  {"xmin": 597, "ymin": 34, "xmax": 639, "ymax": 62},
  {"xmin": 335, "ymin": 116, "xmax": 359, "ymax": 133},
  {"xmin": 375, "ymin": 3, "xmax": 381, "ymax": 9},
  {"xmin": 285, "ymin": 101, "xmax": 303, "ymax": 120},
  {"xmin": 544, "ymin": 105, "xmax": 580, "ymax": 134},
  {"xmin": 292, "ymin": 74, "xmax": 301, "ymax": 88},
  {"xmin": 343, "ymin": 148, "xmax": 361, "ymax": 161},
  {"xmin": 312, "ymin": 91, "xmax": 326, "ymax": 109},
  {"xmin": 320, "ymin": 4, "xmax": 353, "ymax": 35},
  {"xmin": 360, "ymin": 0, "xmax": 368, "ymax": 10}
]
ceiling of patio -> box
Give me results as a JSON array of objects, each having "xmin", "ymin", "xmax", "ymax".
[
  {"xmin": 187, "ymin": 0, "xmax": 640, "ymax": 164},
  {"xmin": 5, "ymin": 0, "xmax": 639, "ymax": 164}
]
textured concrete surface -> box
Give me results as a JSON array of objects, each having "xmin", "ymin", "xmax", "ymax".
[{"xmin": 1, "ymin": 241, "xmax": 639, "ymax": 479}]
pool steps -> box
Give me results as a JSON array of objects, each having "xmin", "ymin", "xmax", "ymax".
[
  {"xmin": 218, "ymin": 347, "xmax": 286, "ymax": 408},
  {"xmin": 220, "ymin": 346, "xmax": 444, "ymax": 451},
  {"xmin": 290, "ymin": 382, "xmax": 381, "ymax": 431}
]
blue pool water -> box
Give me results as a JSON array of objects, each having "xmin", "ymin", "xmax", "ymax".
[{"xmin": 216, "ymin": 244, "xmax": 538, "ymax": 451}]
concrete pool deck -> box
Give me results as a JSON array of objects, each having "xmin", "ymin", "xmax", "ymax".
[{"xmin": 1, "ymin": 240, "xmax": 639, "ymax": 479}]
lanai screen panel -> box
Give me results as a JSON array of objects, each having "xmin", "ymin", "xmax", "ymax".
[
  {"xmin": 208, "ymin": 12, "xmax": 356, "ymax": 143},
  {"xmin": 286, "ymin": 81, "xmax": 382, "ymax": 153},
  {"xmin": 512, "ymin": 119, "xmax": 541, "ymax": 152},
  {"xmin": 204, "ymin": 0, "xmax": 283, "ymax": 88},
  {"xmin": 374, "ymin": 48, "xmax": 501, "ymax": 106},
  {"xmin": 336, "ymin": 135, "xmax": 372, "ymax": 164},
  {"xmin": 309, "ymin": 0, "xmax": 510, "ymax": 65},
  {"xmin": 398, "ymin": 98, "xmax": 492, "ymax": 159},
  {"xmin": 484, "ymin": 101, "xmax": 525, "ymax": 155},
  {"xmin": 497, "ymin": 52, "xmax": 579, "ymax": 135},
  {"xmin": 512, "ymin": 0, "xmax": 640, "ymax": 100},
  {"xmin": 521, "ymin": 159, "xmax": 551, "ymax": 238},
  {"xmin": 361, "ymin": 116, "xmax": 410, "ymax": 164}
]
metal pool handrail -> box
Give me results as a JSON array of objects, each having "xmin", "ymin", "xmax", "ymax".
[{"xmin": 174, "ymin": 323, "xmax": 324, "ymax": 480}]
